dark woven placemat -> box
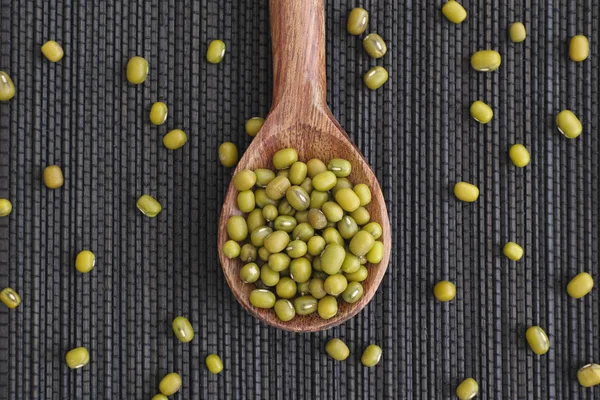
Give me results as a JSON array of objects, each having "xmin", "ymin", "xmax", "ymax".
[{"xmin": 1, "ymin": 0, "xmax": 599, "ymax": 398}]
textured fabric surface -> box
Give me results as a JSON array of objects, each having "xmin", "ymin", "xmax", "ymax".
[{"xmin": 0, "ymin": 0, "xmax": 599, "ymax": 399}]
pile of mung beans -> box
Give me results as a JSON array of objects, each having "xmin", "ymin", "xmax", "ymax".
[
  {"xmin": 439, "ymin": 1, "xmax": 597, "ymax": 397},
  {"xmin": 223, "ymin": 148, "xmax": 384, "ymax": 323}
]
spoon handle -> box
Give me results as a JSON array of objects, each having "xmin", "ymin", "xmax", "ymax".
[{"xmin": 270, "ymin": 0, "xmax": 327, "ymax": 114}]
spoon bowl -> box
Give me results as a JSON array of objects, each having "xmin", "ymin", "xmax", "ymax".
[{"xmin": 217, "ymin": 0, "xmax": 391, "ymax": 332}]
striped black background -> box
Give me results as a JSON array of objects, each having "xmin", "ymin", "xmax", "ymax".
[{"xmin": 0, "ymin": 0, "xmax": 598, "ymax": 398}]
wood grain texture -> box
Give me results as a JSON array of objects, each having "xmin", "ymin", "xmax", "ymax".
[{"xmin": 217, "ymin": 0, "xmax": 391, "ymax": 332}]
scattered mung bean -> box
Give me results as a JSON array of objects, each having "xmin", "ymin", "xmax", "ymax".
[
  {"xmin": 0, "ymin": 287, "xmax": 21, "ymax": 309},
  {"xmin": 525, "ymin": 326, "xmax": 550, "ymax": 355},
  {"xmin": 322, "ymin": 201, "xmax": 344, "ymax": 222},
  {"xmin": 470, "ymin": 100, "xmax": 493, "ymax": 124},
  {"xmin": 126, "ymin": 56, "xmax": 148, "ymax": 84},
  {"xmin": 442, "ymin": 1, "xmax": 467, "ymax": 24},
  {"xmin": 264, "ymin": 230, "xmax": 290, "ymax": 253},
  {"xmin": 471, "ymin": 50, "xmax": 501, "ymax": 71},
  {"xmin": 556, "ymin": 110, "xmax": 582, "ymax": 139},
  {"xmin": 137, "ymin": 195, "xmax": 162, "ymax": 217},
  {"xmin": 159, "ymin": 372, "xmax": 182, "ymax": 396},
  {"xmin": 570, "ymin": 35, "xmax": 589, "ymax": 62},
  {"xmin": 43, "ymin": 165, "xmax": 64, "ymax": 189},
  {"xmin": 65, "ymin": 347, "xmax": 90, "ymax": 369},
  {"xmin": 75, "ymin": 250, "xmax": 96, "ymax": 273},
  {"xmin": 350, "ymin": 207, "xmax": 370, "ymax": 226},
  {"xmin": 509, "ymin": 144, "xmax": 530, "ymax": 167},
  {"xmin": 41, "ymin": 40, "xmax": 64, "ymax": 62},
  {"xmin": 0, "ymin": 198, "xmax": 12, "ymax": 217},
  {"xmin": 456, "ymin": 378, "xmax": 479, "ymax": 400},
  {"xmin": 347, "ymin": 7, "xmax": 369, "ymax": 35},
  {"xmin": 363, "ymin": 33, "xmax": 387, "ymax": 59},
  {"xmin": 172, "ymin": 316, "xmax": 194, "ymax": 343},
  {"xmin": 307, "ymin": 236, "xmax": 326, "ymax": 256},
  {"xmin": 219, "ymin": 142, "xmax": 238, "ymax": 167},
  {"xmin": 0, "ymin": 71, "xmax": 16, "ymax": 101},
  {"xmin": 206, "ymin": 354, "xmax": 223, "ymax": 374},
  {"xmin": 325, "ymin": 338, "xmax": 350, "ymax": 361},
  {"xmin": 364, "ymin": 66, "xmax": 388, "ymax": 90},
  {"xmin": 454, "ymin": 182, "xmax": 479, "ymax": 202},
  {"xmin": 577, "ymin": 364, "xmax": 600, "ymax": 387},
  {"xmin": 567, "ymin": 272, "xmax": 594, "ymax": 299},
  {"xmin": 163, "ymin": 129, "xmax": 187, "ymax": 150},
  {"xmin": 509, "ymin": 22, "xmax": 526, "ymax": 43},
  {"xmin": 207, "ymin": 40, "xmax": 226, "ymax": 64},
  {"xmin": 503, "ymin": 242, "xmax": 523, "ymax": 261},
  {"xmin": 433, "ymin": 281, "xmax": 456, "ymax": 302},
  {"xmin": 246, "ymin": 117, "xmax": 264, "ymax": 137},
  {"xmin": 361, "ymin": 344, "xmax": 382, "ymax": 367},
  {"xmin": 150, "ymin": 102, "xmax": 168, "ymax": 125}
]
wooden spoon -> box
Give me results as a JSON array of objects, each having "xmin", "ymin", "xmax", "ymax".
[{"xmin": 218, "ymin": 0, "xmax": 391, "ymax": 332}]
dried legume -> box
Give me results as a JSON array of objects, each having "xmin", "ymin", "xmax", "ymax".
[
  {"xmin": 41, "ymin": 40, "xmax": 64, "ymax": 62},
  {"xmin": 442, "ymin": 1, "xmax": 467, "ymax": 24},
  {"xmin": 570, "ymin": 35, "xmax": 589, "ymax": 62}
]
